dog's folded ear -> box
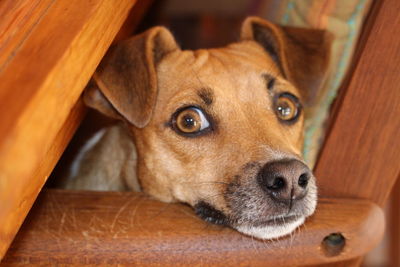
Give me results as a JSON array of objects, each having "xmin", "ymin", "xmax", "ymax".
[
  {"xmin": 84, "ymin": 26, "xmax": 179, "ymax": 128},
  {"xmin": 241, "ymin": 17, "xmax": 332, "ymax": 106}
]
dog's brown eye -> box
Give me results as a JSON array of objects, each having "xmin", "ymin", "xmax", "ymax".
[
  {"xmin": 274, "ymin": 93, "xmax": 301, "ymax": 122},
  {"xmin": 174, "ymin": 107, "xmax": 210, "ymax": 134}
]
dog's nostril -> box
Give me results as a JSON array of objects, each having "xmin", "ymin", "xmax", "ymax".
[
  {"xmin": 298, "ymin": 173, "xmax": 309, "ymax": 188},
  {"xmin": 258, "ymin": 159, "xmax": 313, "ymax": 201},
  {"xmin": 267, "ymin": 176, "xmax": 286, "ymax": 191}
]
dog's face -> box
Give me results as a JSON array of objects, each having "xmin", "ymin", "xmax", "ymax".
[
  {"xmin": 134, "ymin": 42, "xmax": 315, "ymax": 238},
  {"xmin": 86, "ymin": 17, "xmax": 331, "ymax": 239}
]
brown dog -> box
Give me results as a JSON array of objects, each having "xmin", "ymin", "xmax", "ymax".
[{"xmin": 63, "ymin": 17, "xmax": 331, "ymax": 239}]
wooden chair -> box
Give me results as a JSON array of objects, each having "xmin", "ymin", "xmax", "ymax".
[{"xmin": 0, "ymin": 0, "xmax": 399, "ymax": 266}]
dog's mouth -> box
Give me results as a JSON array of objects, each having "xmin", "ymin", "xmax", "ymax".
[
  {"xmin": 194, "ymin": 201, "xmax": 305, "ymax": 239},
  {"xmin": 192, "ymin": 159, "xmax": 317, "ymax": 240},
  {"xmin": 252, "ymin": 214, "xmax": 301, "ymax": 227},
  {"xmin": 194, "ymin": 201, "xmax": 229, "ymax": 225}
]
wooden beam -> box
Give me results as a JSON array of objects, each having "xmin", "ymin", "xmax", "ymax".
[
  {"xmin": 0, "ymin": 0, "xmax": 138, "ymax": 258},
  {"xmin": 0, "ymin": 0, "xmax": 54, "ymax": 69},
  {"xmin": 389, "ymin": 177, "xmax": 400, "ymax": 267},
  {"xmin": 314, "ymin": 0, "xmax": 400, "ymax": 207},
  {"xmin": 2, "ymin": 190, "xmax": 384, "ymax": 266}
]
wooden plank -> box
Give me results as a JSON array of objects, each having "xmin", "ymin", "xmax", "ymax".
[
  {"xmin": 389, "ymin": 177, "xmax": 400, "ymax": 267},
  {"xmin": 0, "ymin": 0, "xmax": 138, "ymax": 258},
  {"xmin": 314, "ymin": 0, "xmax": 400, "ymax": 207},
  {"xmin": 311, "ymin": 2, "xmax": 384, "ymax": 267},
  {"xmin": 0, "ymin": 0, "xmax": 55, "ymax": 70},
  {"xmin": 2, "ymin": 190, "xmax": 384, "ymax": 266},
  {"xmin": 0, "ymin": 101, "xmax": 86, "ymax": 262}
]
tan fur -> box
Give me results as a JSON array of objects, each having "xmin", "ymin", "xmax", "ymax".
[
  {"xmin": 133, "ymin": 42, "xmax": 305, "ymax": 206},
  {"xmin": 65, "ymin": 17, "xmax": 331, "ymax": 239},
  {"xmin": 62, "ymin": 125, "xmax": 139, "ymax": 192},
  {"xmin": 241, "ymin": 17, "xmax": 332, "ymax": 106}
]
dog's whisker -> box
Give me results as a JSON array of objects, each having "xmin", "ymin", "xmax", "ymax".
[
  {"xmin": 250, "ymin": 234, "xmax": 259, "ymax": 253},
  {"xmin": 289, "ymin": 222, "xmax": 303, "ymax": 248},
  {"xmin": 200, "ymin": 192, "xmax": 226, "ymax": 200},
  {"xmin": 289, "ymin": 225, "xmax": 295, "ymax": 248},
  {"xmin": 179, "ymin": 181, "xmax": 229, "ymax": 186}
]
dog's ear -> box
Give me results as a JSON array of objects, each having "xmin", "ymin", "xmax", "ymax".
[
  {"xmin": 84, "ymin": 26, "xmax": 179, "ymax": 128},
  {"xmin": 241, "ymin": 17, "xmax": 332, "ymax": 106}
]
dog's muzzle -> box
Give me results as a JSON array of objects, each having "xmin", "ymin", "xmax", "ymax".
[{"xmin": 195, "ymin": 158, "xmax": 317, "ymax": 240}]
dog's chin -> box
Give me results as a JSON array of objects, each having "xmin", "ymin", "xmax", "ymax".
[
  {"xmin": 234, "ymin": 216, "xmax": 305, "ymax": 240},
  {"xmin": 194, "ymin": 201, "xmax": 314, "ymax": 240}
]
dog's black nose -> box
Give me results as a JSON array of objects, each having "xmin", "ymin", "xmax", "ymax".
[{"xmin": 257, "ymin": 159, "xmax": 311, "ymax": 204}]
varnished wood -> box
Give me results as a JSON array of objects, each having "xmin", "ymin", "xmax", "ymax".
[
  {"xmin": 314, "ymin": 1, "xmax": 398, "ymax": 265},
  {"xmin": 0, "ymin": 0, "xmax": 54, "ymax": 70},
  {"xmin": 315, "ymin": 0, "xmax": 400, "ymax": 207},
  {"xmin": 0, "ymin": 0, "xmax": 138, "ymax": 258},
  {"xmin": 310, "ymin": 259, "xmax": 362, "ymax": 267},
  {"xmin": 2, "ymin": 190, "xmax": 384, "ymax": 266},
  {"xmin": 389, "ymin": 177, "xmax": 400, "ymax": 267},
  {"xmin": 0, "ymin": 0, "xmax": 394, "ymax": 265}
]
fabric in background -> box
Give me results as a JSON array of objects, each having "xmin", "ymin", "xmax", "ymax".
[{"xmin": 257, "ymin": 0, "xmax": 372, "ymax": 167}]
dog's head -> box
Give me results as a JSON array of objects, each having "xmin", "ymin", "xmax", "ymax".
[{"xmin": 85, "ymin": 17, "xmax": 331, "ymax": 239}]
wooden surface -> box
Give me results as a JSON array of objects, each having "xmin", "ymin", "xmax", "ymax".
[
  {"xmin": 2, "ymin": 190, "xmax": 384, "ymax": 266},
  {"xmin": 389, "ymin": 177, "xmax": 400, "ymax": 267},
  {"xmin": 312, "ymin": 1, "xmax": 388, "ymax": 267},
  {"xmin": 0, "ymin": 0, "xmax": 394, "ymax": 265},
  {"xmin": 314, "ymin": 0, "xmax": 400, "ymax": 207},
  {"xmin": 0, "ymin": 0, "xmax": 53, "ymax": 69},
  {"xmin": 0, "ymin": 0, "xmax": 139, "ymax": 258}
]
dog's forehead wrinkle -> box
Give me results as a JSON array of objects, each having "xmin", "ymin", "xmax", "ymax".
[{"xmin": 159, "ymin": 51, "xmax": 285, "ymax": 111}]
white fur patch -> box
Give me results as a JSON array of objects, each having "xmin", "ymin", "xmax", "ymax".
[
  {"xmin": 235, "ymin": 216, "xmax": 305, "ymax": 240},
  {"xmin": 69, "ymin": 129, "xmax": 106, "ymax": 179}
]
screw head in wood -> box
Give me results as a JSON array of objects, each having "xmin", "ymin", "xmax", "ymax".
[{"xmin": 321, "ymin": 233, "xmax": 346, "ymax": 257}]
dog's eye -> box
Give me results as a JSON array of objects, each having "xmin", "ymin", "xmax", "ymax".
[
  {"xmin": 274, "ymin": 93, "xmax": 301, "ymax": 122},
  {"xmin": 173, "ymin": 107, "xmax": 210, "ymax": 135}
]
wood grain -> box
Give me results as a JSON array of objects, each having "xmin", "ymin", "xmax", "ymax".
[
  {"xmin": 389, "ymin": 177, "xmax": 400, "ymax": 267},
  {"xmin": 0, "ymin": 0, "xmax": 138, "ymax": 258},
  {"xmin": 315, "ymin": 0, "xmax": 400, "ymax": 207},
  {"xmin": 316, "ymin": 0, "xmax": 388, "ymax": 267},
  {"xmin": 2, "ymin": 190, "xmax": 384, "ymax": 266},
  {"xmin": 0, "ymin": 0, "xmax": 55, "ymax": 70}
]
